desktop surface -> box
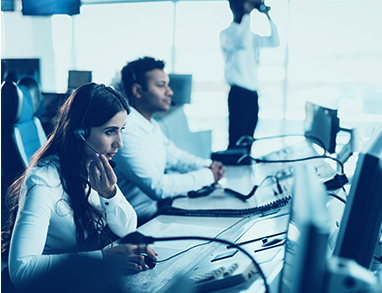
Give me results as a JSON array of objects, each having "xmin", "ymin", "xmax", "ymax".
[{"xmin": 120, "ymin": 139, "xmax": 346, "ymax": 293}]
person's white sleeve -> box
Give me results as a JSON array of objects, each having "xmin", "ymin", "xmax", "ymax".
[
  {"xmin": 220, "ymin": 14, "xmax": 252, "ymax": 52},
  {"xmin": 257, "ymin": 19, "xmax": 280, "ymax": 48},
  {"xmin": 116, "ymin": 131, "xmax": 214, "ymax": 200},
  {"xmin": 8, "ymin": 181, "xmax": 102, "ymax": 291},
  {"xmin": 165, "ymin": 138, "xmax": 212, "ymax": 173},
  {"xmin": 98, "ymin": 185, "xmax": 137, "ymax": 237}
]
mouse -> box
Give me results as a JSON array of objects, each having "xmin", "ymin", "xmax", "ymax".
[{"xmin": 142, "ymin": 254, "xmax": 156, "ymax": 269}]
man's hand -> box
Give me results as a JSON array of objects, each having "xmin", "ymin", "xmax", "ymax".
[
  {"xmin": 209, "ymin": 161, "xmax": 225, "ymax": 183},
  {"xmin": 243, "ymin": 1, "xmax": 257, "ymax": 14},
  {"xmin": 244, "ymin": 1, "xmax": 271, "ymax": 17},
  {"xmin": 243, "ymin": 0, "xmax": 261, "ymax": 14}
]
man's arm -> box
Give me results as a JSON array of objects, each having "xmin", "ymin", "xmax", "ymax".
[
  {"xmin": 115, "ymin": 130, "xmax": 215, "ymax": 200},
  {"xmin": 165, "ymin": 139, "xmax": 225, "ymax": 183},
  {"xmin": 257, "ymin": 10, "xmax": 280, "ymax": 47}
]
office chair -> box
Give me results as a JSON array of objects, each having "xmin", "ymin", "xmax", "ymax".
[{"xmin": 1, "ymin": 77, "xmax": 47, "ymax": 188}]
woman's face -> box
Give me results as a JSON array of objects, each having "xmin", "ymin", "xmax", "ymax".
[{"xmin": 84, "ymin": 110, "xmax": 127, "ymax": 166}]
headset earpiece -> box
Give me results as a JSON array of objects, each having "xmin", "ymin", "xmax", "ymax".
[
  {"xmin": 73, "ymin": 127, "xmax": 89, "ymax": 140},
  {"xmin": 71, "ymin": 85, "xmax": 117, "ymax": 168}
]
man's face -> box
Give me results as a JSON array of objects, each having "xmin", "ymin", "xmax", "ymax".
[{"xmin": 140, "ymin": 69, "xmax": 173, "ymax": 114}]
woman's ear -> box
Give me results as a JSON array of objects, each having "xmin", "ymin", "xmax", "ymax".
[{"xmin": 131, "ymin": 83, "xmax": 142, "ymax": 98}]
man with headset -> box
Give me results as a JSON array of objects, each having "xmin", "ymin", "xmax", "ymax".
[{"xmin": 113, "ymin": 56, "xmax": 225, "ymax": 226}]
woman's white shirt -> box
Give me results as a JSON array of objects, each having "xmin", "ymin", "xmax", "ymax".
[{"xmin": 8, "ymin": 157, "xmax": 137, "ymax": 290}]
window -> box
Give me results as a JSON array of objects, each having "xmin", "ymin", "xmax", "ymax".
[{"xmin": 54, "ymin": 0, "xmax": 382, "ymax": 152}]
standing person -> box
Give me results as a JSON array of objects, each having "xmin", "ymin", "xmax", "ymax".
[
  {"xmin": 114, "ymin": 56, "xmax": 225, "ymax": 226},
  {"xmin": 1, "ymin": 83, "xmax": 157, "ymax": 293},
  {"xmin": 220, "ymin": 0, "xmax": 280, "ymax": 149}
]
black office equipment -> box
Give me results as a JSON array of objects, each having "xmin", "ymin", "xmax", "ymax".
[
  {"xmin": 225, "ymin": 175, "xmax": 283, "ymax": 201},
  {"xmin": 333, "ymin": 122, "xmax": 382, "ymax": 270},
  {"xmin": 188, "ymin": 184, "xmax": 216, "ymax": 198},
  {"xmin": 304, "ymin": 101, "xmax": 340, "ymax": 154},
  {"xmin": 211, "ymin": 147, "xmax": 251, "ymax": 166},
  {"xmin": 21, "ymin": 0, "xmax": 81, "ymax": 16},
  {"xmin": 278, "ymin": 165, "xmax": 330, "ymax": 293},
  {"xmin": 68, "ymin": 70, "xmax": 92, "ymax": 92},
  {"xmin": 141, "ymin": 253, "xmax": 156, "ymax": 269},
  {"xmin": 254, "ymin": 0, "xmax": 271, "ymax": 13}
]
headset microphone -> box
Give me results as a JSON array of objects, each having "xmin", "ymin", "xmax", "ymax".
[{"xmin": 73, "ymin": 128, "xmax": 116, "ymax": 168}]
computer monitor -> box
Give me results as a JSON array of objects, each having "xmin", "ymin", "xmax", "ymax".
[
  {"xmin": 168, "ymin": 74, "xmax": 192, "ymax": 106},
  {"xmin": 67, "ymin": 70, "xmax": 92, "ymax": 91},
  {"xmin": 333, "ymin": 122, "xmax": 382, "ymax": 269},
  {"xmin": 1, "ymin": 0, "xmax": 14, "ymax": 11},
  {"xmin": 278, "ymin": 165, "xmax": 330, "ymax": 293},
  {"xmin": 21, "ymin": 0, "xmax": 81, "ymax": 16},
  {"xmin": 304, "ymin": 101, "xmax": 340, "ymax": 154}
]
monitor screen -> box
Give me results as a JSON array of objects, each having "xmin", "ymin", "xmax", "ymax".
[
  {"xmin": 67, "ymin": 70, "xmax": 92, "ymax": 91},
  {"xmin": 21, "ymin": 0, "xmax": 81, "ymax": 16},
  {"xmin": 333, "ymin": 122, "xmax": 382, "ymax": 269},
  {"xmin": 168, "ymin": 74, "xmax": 192, "ymax": 106},
  {"xmin": 304, "ymin": 101, "xmax": 340, "ymax": 154},
  {"xmin": 278, "ymin": 165, "xmax": 330, "ymax": 293},
  {"xmin": 1, "ymin": 0, "xmax": 14, "ymax": 12}
]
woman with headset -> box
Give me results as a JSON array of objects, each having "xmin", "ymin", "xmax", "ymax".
[{"xmin": 1, "ymin": 83, "xmax": 157, "ymax": 292}]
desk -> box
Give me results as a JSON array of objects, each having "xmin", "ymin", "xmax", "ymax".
[{"xmin": 122, "ymin": 140, "xmax": 347, "ymax": 293}]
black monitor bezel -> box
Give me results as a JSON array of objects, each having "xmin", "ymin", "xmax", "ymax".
[{"xmin": 333, "ymin": 122, "xmax": 382, "ymax": 269}]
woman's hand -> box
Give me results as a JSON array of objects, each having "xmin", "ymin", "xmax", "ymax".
[
  {"xmin": 89, "ymin": 153, "xmax": 117, "ymax": 198},
  {"xmin": 102, "ymin": 244, "xmax": 158, "ymax": 274}
]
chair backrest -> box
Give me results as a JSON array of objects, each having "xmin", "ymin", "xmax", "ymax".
[
  {"xmin": 14, "ymin": 77, "xmax": 47, "ymax": 165},
  {"xmin": 1, "ymin": 77, "xmax": 47, "ymax": 187}
]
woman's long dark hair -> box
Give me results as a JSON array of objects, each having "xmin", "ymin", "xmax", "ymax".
[{"xmin": 2, "ymin": 83, "xmax": 130, "ymax": 257}]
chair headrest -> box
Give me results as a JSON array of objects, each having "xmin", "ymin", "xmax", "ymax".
[
  {"xmin": 1, "ymin": 80, "xmax": 23, "ymax": 126},
  {"xmin": 18, "ymin": 77, "xmax": 42, "ymax": 115},
  {"xmin": 1, "ymin": 77, "xmax": 42, "ymax": 126}
]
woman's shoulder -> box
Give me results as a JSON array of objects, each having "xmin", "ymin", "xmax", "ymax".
[{"xmin": 25, "ymin": 155, "xmax": 62, "ymax": 187}]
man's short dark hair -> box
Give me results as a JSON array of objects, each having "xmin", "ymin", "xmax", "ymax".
[{"xmin": 121, "ymin": 56, "xmax": 165, "ymax": 104}]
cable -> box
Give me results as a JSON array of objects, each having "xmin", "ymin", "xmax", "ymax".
[
  {"xmin": 235, "ymin": 134, "xmax": 327, "ymax": 154},
  {"xmin": 224, "ymin": 175, "xmax": 282, "ymax": 201},
  {"xmin": 157, "ymin": 196, "xmax": 292, "ymax": 218},
  {"xmin": 327, "ymin": 192, "xmax": 346, "ymax": 205},
  {"xmin": 238, "ymin": 153, "xmax": 344, "ymax": 174},
  {"xmin": 156, "ymin": 217, "xmax": 247, "ymax": 263},
  {"xmin": 188, "ymin": 183, "xmax": 216, "ymax": 198},
  {"xmin": 119, "ymin": 231, "xmax": 270, "ymax": 293}
]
